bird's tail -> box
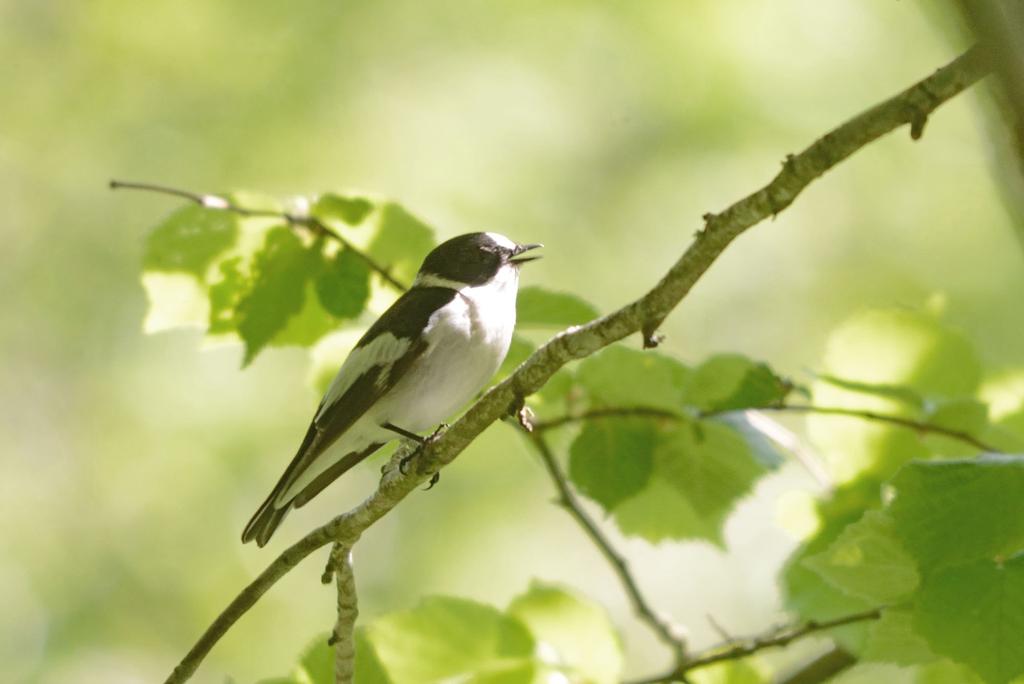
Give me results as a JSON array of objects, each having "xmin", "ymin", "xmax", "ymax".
[
  {"xmin": 242, "ymin": 489, "xmax": 293, "ymax": 547},
  {"xmin": 242, "ymin": 422, "xmax": 322, "ymax": 547},
  {"xmin": 241, "ymin": 439, "xmax": 386, "ymax": 547}
]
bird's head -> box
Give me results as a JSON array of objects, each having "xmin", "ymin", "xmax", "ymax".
[{"xmin": 414, "ymin": 232, "xmax": 542, "ymax": 289}]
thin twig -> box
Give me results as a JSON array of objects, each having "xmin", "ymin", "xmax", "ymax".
[
  {"xmin": 533, "ymin": 406, "xmax": 682, "ymax": 431},
  {"xmin": 327, "ymin": 544, "xmax": 357, "ymax": 684},
  {"xmin": 748, "ymin": 404, "xmax": 999, "ymax": 453},
  {"xmin": 109, "ymin": 179, "xmax": 408, "ymax": 291},
  {"xmin": 529, "ymin": 432, "xmax": 689, "ymax": 665},
  {"xmin": 159, "ymin": 48, "xmax": 988, "ymax": 684},
  {"xmin": 627, "ymin": 609, "xmax": 881, "ymax": 684},
  {"xmin": 532, "ymin": 403, "xmax": 999, "ymax": 453},
  {"xmin": 705, "ymin": 614, "xmax": 734, "ymax": 644}
]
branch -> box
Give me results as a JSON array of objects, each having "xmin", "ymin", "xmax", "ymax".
[
  {"xmin": 325, "ymin": 544, "xmax": 357, "ymax": 684},
  {"xmin": 749, "ymin": 404, "xmax": 999, "ymax": 453},
  {"xmin": 533, "ymin": 402, "xmax": 999, "ymax": 453},
  {"xmin": 160, "ymin": 48, "xmax": 988, "ymax": 684},
  {"xmin": 109, "ymin": 179, "xmax": 408, "ymax": 291},
  {"xmin": 627, "ymin": 609, "xmax": 881, "ymax": 684},
  {"xmin": 533, "ymin": 406, "xmax": 682, "ymax": 431},
  {"xmin": 528, "ymin": 432, "xmax": 688, "ymax": 664}
]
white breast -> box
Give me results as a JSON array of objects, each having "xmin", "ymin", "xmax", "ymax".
[{"xmin": 377, "ymin": 266, "xmax": 519, "ymax": 431}]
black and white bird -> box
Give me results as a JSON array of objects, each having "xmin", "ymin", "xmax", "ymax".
[{"xmin": 242, "ymin": 232, "xmax": 542, "ymax": 546}]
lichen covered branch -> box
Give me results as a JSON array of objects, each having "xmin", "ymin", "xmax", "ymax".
[{"xmin": 326, "ymin": 544, "xmax": 358, "ymax": 684}]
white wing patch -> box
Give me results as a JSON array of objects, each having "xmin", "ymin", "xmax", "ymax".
[
  {"xmin": 412, "ymin": 272, "xmax": 465, "ymax": 290},
  {"xmin": 484, "ymin": 232, "xmax": 517, "ymax": 250},
  {"xmin": 315, "ymin": 332, "xmax": 412, "ymax": 421}
]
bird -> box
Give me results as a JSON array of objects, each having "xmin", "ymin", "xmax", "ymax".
[{"xmin": 242, "ymin": 232, "xmax": 542, "ymax": 546}]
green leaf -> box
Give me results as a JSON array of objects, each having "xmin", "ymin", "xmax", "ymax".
[
  {"xmin": 141, "ymin": 206, "xmax": 242, "ymax": 333},
  {"xmin": 367, "ymin": 203, "xmax": 435, "ymax": 285},
  {"xmin": 814, "ymin": 373, "xmax": 926, "ymax": 410},
  {"xmin": 256, "ymin": 633, "xmax": 335, "ymax": 684},
  {"xmin": 140, "ymin": 272, "xmax": 210, "ymax": 332},
  {"xmin": 137, "ymin": 194, "xmax": 409, "ymax": 364},
  {"xmin": 913, "ymin": 555, "xmax": 1024, "ymax": 684},
  {"xmin": 143, "ymin": 204, "xmax": 238, "ymax": 278},
  {"xmin": 808, "ymin": 308, "xmax": 981, "ymax": 482},
  {"xmin": 207, "ymin": 256, "xmax": 246, "ymax": 335},
  {"xmin": 993, "ymin": 408, "xmax": 1024, "ymax": 453},
  {"xmin": 709, "ymin": 413, "xmax": 786, "ymax": 470},
  {"xmin": 313, "ymin": 193, "xmax": 374, "ymax": 226},
  {"xmin": 534, "ymin": 369, "xmax": 576, "ymax": 419},
  {"xmin": 603, "ymin": 420, "xmax": 768, "ymax": 545},
  {"xmin": 819, "ymin": 309, "xmax": 980, "ymax": 399},
  {"xmin": 271, "ymin": 282, "xmax": 340, "ymax": 347},
  {"xmin": 922, "ymin": 398, "xmax": 990, "ymax": 455},
  {"xmin": 825, "ymin": 663, "xmax": 913, "ymax": 683},
  {"xmin": 365, "ymin": 596, "xmax": 535, "ymax": 684},
  {"xmin": 659, "ymin": 422, "xmax": 762, "ymax": 525},
  {"xmin": 862, "ymin": 609, "xmax": 937, "ymax": 666},
  {"xmin": 469, "ymin": 663, "xmax": 540, "ymax": 684},
  {"xmin": 683, "ymin": 354, "xmax": 791, "ymax": 412},
  {"xmin": 516, "ymin": 286, "xmax": 599, "ymax": 328},
  {"xmin": 983, "ymin": 371, "xmax": 1024, "ymax": 452},
  {"xmin": 576, "ymin": 345, "xmax": 690, "ymax": 412},
  {"xmin": 804, "ymin": 510, "xmax": 919, "ymax": 604},
  {"xmin": 925, "ymin": 398, "xmax": 989, "ymax": 435},
  {"xmin": 315, "ymin": 248, "xmax": 371, "ymax": 319},
  {"xmin": 507, "ymin": 582, "xmax": 622, "ymax": 684},
  {"xmin": 295, "ymin": 634, "xmax": 334, "ymax": 684},
  {"xmin": 613, "ymin": 476, "xmax": 720, "ymax": 543},
  {"xmin": 916, "ymin": 661, "xmax": 988, "ymax": 684},
  {"xmin": 781, "ymin": 480, "xmax": 881, "ymax": 641},
  {"xmin": 354, "ymin": 628, "xmax": 392, "ymax": 684},
  {"xmin": 890, "ymin": 456, "xmax": 1024, "ymax": 569},
  {"xmin": 235, "ymin": 227, "xmax": 317, "ymax": 365},
  {"xmin": 690, "ymin": 660, "xmax": 763, "ymax": 684},
  {"xmin": 568, "ymin": 418, "xmax": 657, "ymax": 511}
]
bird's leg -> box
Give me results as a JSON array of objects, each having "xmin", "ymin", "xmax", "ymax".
[
  {"xmin": 417, "ymin": 424, "xmax": 448, "ymax": 487},
  {"xmin": 382, "ymin": 422, "xmax": 425, "ymax": 444},
  {"xmin": 388, "ymin": 422, "xmax": 448, "ymax": 478}
]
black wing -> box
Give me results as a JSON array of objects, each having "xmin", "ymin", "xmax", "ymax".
[
  {"xmin": 312, "ymin": 286, "xmax": 458, "ymax": 444},
  {"xmin": 241, "ymin": 286, "xmax": 457, "ymax": 545}
]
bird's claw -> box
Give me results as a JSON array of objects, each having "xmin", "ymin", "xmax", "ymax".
[
  {"xmin": 423, "ymin": 471, "xmax": 441, "ymax": 490},
  {"xmin": 398, "ymin": 423, "xmax": 448, "ymax": 476},
  {"xmin": 428, "ymin": 422, "xmax": 449, "ymax": 441}
]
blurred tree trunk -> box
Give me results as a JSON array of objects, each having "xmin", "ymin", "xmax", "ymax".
[
  {"xmin": 953, "ymin": 1, "xmax": 1024, "ymax": 249},
  {"xmin": 958, "ymin": 0, "xmax": 1024, "ymax": 163}
]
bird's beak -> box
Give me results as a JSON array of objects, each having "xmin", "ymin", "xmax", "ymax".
[{"xmin": 509, "ymin": 242, "xmax": 543, "ymax": 265}]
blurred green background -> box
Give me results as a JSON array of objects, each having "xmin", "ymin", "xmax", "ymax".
[{"xmin": 2, "ymin": 1, "xmax": 1021, "ymax": 682}]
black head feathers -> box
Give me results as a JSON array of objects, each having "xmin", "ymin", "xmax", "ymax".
[{"xmin": 417, "ymin": 232, "xmax": 541, "ymax": 286}]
